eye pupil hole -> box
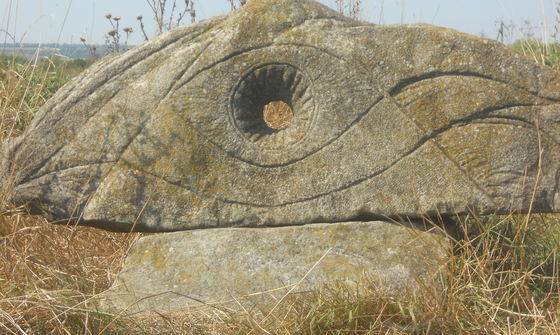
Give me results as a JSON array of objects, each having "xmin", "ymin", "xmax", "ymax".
[{"xmin": 263, "ymin": 100, "xmax": 293, "ymax": 130}]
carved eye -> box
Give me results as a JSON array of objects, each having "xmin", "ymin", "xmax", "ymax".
[
  {"xmin": 230, "ymin": 63, "xmax": 315, "ymax": 150},
  {"xmin": 173, "ymin": 45, "xmax": 378, "ymax": 167}
]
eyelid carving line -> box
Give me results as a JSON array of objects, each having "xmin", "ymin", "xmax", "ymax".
[
  {"xmin": 182, "ymin": 96, "xmax": 384, "ymax": 169},
  {"xmin": 388, "ymin": 71, "xmax": 560, "ymax": 103},
  {"xmin": 125, "ymin": 105, "xmax": 546, "ymax": 208}
]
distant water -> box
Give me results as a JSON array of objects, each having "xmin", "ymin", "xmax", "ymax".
[{"xmin": 0, "ymin": 43, "xmax": 135, "ymax": 60}]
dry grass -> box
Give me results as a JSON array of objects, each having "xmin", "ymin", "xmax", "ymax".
[
  {"xmin": 0, "ymin": 39, "xmax": 560, "ymax": 335},
  {"xmin": 0, "ymin": 54, "xmax": 141, "ymax": 334},
  {"xmin": 511, "ymin": 39, "xmax": 560, "ymax": 71},
  {"xmin": 0, "ymin": 212, "xmax": 559, "ymax": 333},
  {"xmin": 0, "ymin": 208, "xmax": 138, "ymax": 333}
]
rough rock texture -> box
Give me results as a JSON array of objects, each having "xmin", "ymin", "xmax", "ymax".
[
  {"xmin": 1, "ymin": 0, "xmax": 560, "ymax": 231},
  {"xmin": 97, "ymin": 221, "xmax": 449, "ymax": 313}
]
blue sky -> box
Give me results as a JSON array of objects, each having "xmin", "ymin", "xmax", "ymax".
[{"xmin": 1, "ymin": 0, "xmax": 558, "ymax": 45}]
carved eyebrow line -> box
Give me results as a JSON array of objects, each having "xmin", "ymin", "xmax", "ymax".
[
  {"xmin": 389, "ymin": 71, "xmax": 560, "ymax": 103},
  {"xmin": 274, "ymin": 41, "xmax": 560, "ymax": 103},
  {"xmin": 170, "ymin": 16, "xmax": 368, "ymax": 91}
]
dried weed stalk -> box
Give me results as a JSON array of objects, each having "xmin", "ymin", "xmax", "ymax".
[
  {"xmin": 228, "ymin": 0, "xmax": 248, "ymax": 11},
  {"xmin": 335, "ymin": 0, "xmax": 361, "ymax": 19},
  {"xmin": 145, "ymin": 0, "xmax": 196, "ymax": 37}
]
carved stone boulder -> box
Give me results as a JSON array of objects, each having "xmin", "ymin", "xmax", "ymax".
[{"xmin": 1, "ymin": 0, "xmax": 559, "ymax": 231}]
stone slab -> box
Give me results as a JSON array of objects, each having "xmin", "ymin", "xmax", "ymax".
[{"xmin": 97, "ymin": 221, "xmax": 449, "ymax": 314}]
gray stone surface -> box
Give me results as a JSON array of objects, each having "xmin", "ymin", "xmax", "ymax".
[
  {"xmin": 1, "ymin": 0, "xmax": 559, "ymax": 231},
  {"xmin": 97, "ymin": 221, "xmax": 449, "ymax": 314}
]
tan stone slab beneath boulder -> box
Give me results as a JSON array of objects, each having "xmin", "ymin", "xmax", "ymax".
[{"xmin": 97, "ymin": 221, "xmax": 450, "ymax": 315}]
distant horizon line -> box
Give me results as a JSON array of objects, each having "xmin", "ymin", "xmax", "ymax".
[{"xmin": 1, "ymin": 42, "xmax": 136, "ymax": 47}]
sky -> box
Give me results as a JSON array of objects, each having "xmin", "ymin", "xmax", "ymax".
[{"xmin": 1, "ymin": 0, "xmax": 558, "ymax": 45}]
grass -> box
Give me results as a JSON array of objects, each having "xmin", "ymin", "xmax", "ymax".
[
  {"xmin": 0, "ymin": 29, "xmax": 560, "ymax": 335},
  {"xmin": 3, "ymin": 211, "xmax": 557, "ymax": 333},
  {"xmin": 0, "ymin": 54, "xmax": 95, "ymax": 139},
  {"xmin": 510, "ymin": 39, "xmax": 560, "ymax": 70}
]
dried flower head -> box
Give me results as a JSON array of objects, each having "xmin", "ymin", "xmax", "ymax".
[
  {"xmin": 113, "ymin": 16, "xmax": 122, "ymax": 21},
  {"xmin": 136, "ymin": 15, "xmax": 143, "ymax": 21},
  {"xmin": 123, "ymin": 27, "xmax": 133, "ymax": 33},
  {"xmin": 105, "ymin": 13, "xmax": 112, "ymax": 19},
  {"xmin": 107, "ymin": 30, "xmax": 117, "ymax": 37}
]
